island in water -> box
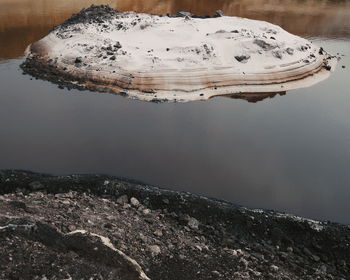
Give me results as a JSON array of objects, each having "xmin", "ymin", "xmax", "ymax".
[{"xmin": 21, "ymin": 5, "xmax": 336, "ymax": 102}]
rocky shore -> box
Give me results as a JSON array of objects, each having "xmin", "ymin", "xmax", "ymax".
[{"xmin": 0, "ymin": 170, "xmax": 349, "ymax": 279}]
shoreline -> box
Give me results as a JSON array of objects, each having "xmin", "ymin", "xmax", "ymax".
[{"xmin": 1, "ymin": 170, "xmax": 349, "ymax": 279}]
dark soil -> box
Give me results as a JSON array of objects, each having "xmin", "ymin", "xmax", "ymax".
[{"xmin": 0, "ymin": 170, "xmax": 349, "ymax": 280}]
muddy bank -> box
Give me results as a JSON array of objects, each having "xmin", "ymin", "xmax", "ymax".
[
  {"xmin": 21, "ymin": 5, "xmax": 336, "ymax": 103},
  {"xmin": 0, "ymin": 170, "xmax": 349, "ymax": 279}
]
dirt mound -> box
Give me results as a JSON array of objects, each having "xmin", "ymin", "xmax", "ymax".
[{"xmin": 0, "ymin": 170, "xmax": 349, "ymax": 279}]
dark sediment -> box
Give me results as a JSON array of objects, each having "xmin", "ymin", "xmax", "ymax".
[{"xmin": 0, "ymin": 170, "xmax": 349, "ymax": 280}]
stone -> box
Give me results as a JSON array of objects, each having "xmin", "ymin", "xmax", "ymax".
[
  {"xmin": 312, "ymin": 254, "xmax": 320, "ymax": 262},
  {"xmin": 211, "ymin": 271, "xmax": 221, "ymax": 277},
  {"xmin": 74, "ymin": 57, "xmax": 82, "ymax": 63},
  {"xmin": 215, "ymin": 10, "xmax": 224, "ymax": 17},
  {"xmin": 68, "ymin": 225, "xmax": 76, "ymax": 231},
  {"xmin": 235, "ymin": 55, "xmax": 250, "ymax": 63},
  {"xmin": 187, "ymin": 217, "xmax": 200, "ymax": 229},
  {"xmin": 154, "ymin": 229, "xmax": 163, "ymax": 237},
  {"xmin": 162, "ymin": 198, "xmax": 169, "ymax": 204},
  {"xmin": 148, "ymin": 245, "xmax": 161, "ymax": 256},
  {"xmin": 116, "ymin": 195, "xmax": 128, "ymax": 205},
  {"xmin": 130, "ymin": 197, "xmax": 140, "ymax": 207},
  {"xmin": 270, "ymin": 265, "xmax": 279, "ymax": 272},
  {"xmin": 176, "ymin": 11, "xmax": 192, "ymax": 17}
]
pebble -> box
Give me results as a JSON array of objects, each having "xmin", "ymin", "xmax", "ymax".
[
  {"xmin": 187, "ymin": 217, "xmax": 199, "ymax": 230},
  {"xmin": 130, "ymin": 197, "xmax": 140, "ymax": 207},
  {"xmin": 116, "ymin": 195, "xmax": 128, "ymax": 205},
  {"xmin": 270, "ymin": 265, "xmax": 279, "ymax": 272},
  {"xmin": 154, "ymin": 229, "xmax": 163, "ymax": 237},
  {"xmin": 148, "ymin": 245, "xmax": 161, "ymax": 256},
  {"xmin": 312, "ymin": 254, "xmax": 320, "ymax": 262},
  {"xmin": 68, "ymin": 225, "xmax": 76, "ymax": 231}
]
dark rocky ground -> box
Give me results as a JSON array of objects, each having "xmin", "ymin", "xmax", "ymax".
[{"xmin": 0, "ymin": 170, "xmax": 349, "ymax": 280}]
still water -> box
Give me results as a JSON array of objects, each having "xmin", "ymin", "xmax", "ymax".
[{"xmin": 0, "ymin": 0, "xmax": 350, "ymax": 223}]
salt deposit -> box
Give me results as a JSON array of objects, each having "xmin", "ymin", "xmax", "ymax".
[{"xmin": 22, "ymin": 5, "xmax": 337, "ymax": 102}]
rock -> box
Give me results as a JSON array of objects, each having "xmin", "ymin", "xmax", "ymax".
[
  {"xmin": 211, "ymin": 270, "xmax": 221, "ymax": 277},
  {"xmin": 142, "ymin": 208, "xmax": 151, "ymax": 215},
  {"xmin": 187, "ymin": 217, "xmax": 200, "ymax": 230},
  {"xmin": 254, "ymin": 39, "xmax": 276, "ymax": 51},
  {"xmin": 139, "ymin": 233, "xmax": 148, "ymax": 243},
  {"xmin": 116, "ymin": 195, "xmax": 128, "ymax": 205},
  {"xmin": 176, "ymin": 11, "xmax": 192, "ymax": 17},
  {"xmin": 103, "ymin": 223, "xmax": 113, "ymax": 229},
  {"xmin": 148, "ymin": 245, "xmax": 161, "ymax": 256},
  {"xmin": 270, "ymin": 265, "xmax": 279, "ymax": 272},
  {"xmin": 239, "ymin": 257, "xmax": 249, "ymax": 269},
  {"xmin": 215, "ymin": 10, "xmax": 224, "ymax": 17},
  {"xmin": 319, "ymin": 264, "xmax": 327, "ymax": 273},
  {"xmin": 312, "ymin": 254, "xmax": 320, "ymax": 262},
  {"xmin": 162, "ymin": 198, "xmax": 169, "ymax": 204},
  {"xmin": 286, "ymin": 47, "xmax": 294, "ymax": 55},
  {"xmin": 130, "ymin": 197, "xmax": 140, "ymax": 207},
  {"xmin": 61, "ymin": 199, "xmax": 70, "ymax": 205},
  {"xmin": 272, "ymin": 50, "xmax": 283, "ymax": 59},
  {"xmin": 154, "ymin": 229, "xmax": 163, "ymax": 237},
  {"xmin": 114, "ymin": 41, "xmax": 122, "ymax": 49},
  {"xmin": 68, "ymin": 224, "xmax": 76, "ymax": 231},
  {"xmin": 235, "ymin": 55, "xmax": 250, "ymax": 63},
  {"xmin": 74, "ymin": 57, "xmax": 82, "ymax": 63}
]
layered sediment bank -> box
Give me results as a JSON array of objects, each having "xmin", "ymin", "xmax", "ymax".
[{"xmin": 21, "ymin": 5, "xmax": 336, "ymax": 102}]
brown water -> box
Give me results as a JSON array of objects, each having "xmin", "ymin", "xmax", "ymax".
[{"xmin": 1, "ymin": 0, "xmax": 350, "ymax": 223}]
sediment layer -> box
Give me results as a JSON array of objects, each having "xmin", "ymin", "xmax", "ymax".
[{"xmin": 21, "ymin": 5, "xmax": 336, "ymax": 102}]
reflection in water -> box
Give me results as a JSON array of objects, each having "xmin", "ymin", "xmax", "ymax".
[
  {"xmin": 0, "ymin": 0, "xmax": 350, "ymax": 60},
  {"xmin": 223, "ymin": 92, "xmax": 287, "ymax": 103}
]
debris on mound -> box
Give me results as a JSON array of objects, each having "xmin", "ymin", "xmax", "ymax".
[{"xmin": 21, "ymin": 5, "xmax": 336, "ymax": 102}]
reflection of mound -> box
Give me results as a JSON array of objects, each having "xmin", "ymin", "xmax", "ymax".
[
  {"xmin": 22, "ymin": 5, "xmax": 336, "ymax": 103},
  {"xmin": 223, "ymin": 92, "xmax": 286, "ymax": 103}
]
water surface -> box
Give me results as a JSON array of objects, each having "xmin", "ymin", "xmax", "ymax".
[{"xmin": 0, "ymin": 0, "xmax": 350, "ymax": 224}]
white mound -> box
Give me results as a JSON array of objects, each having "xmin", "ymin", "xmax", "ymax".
[{"xmin": 24, "ymin": 6, "xmax": 336, "ymax": 102}]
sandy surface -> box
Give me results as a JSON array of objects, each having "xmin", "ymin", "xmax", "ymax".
[{"xmin": 21, "ymin": 5, "xmax": 336, "ymax": 102}]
